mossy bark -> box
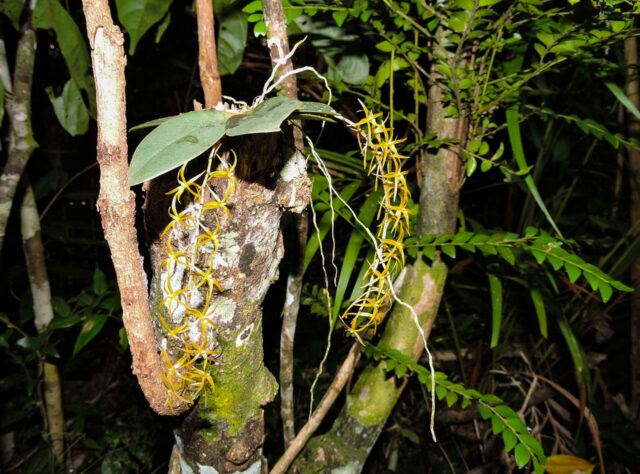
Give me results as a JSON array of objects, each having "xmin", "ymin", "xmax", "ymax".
[{"xmin": 145, "ymin": 133, "xmax": 307, "ymax": 472}]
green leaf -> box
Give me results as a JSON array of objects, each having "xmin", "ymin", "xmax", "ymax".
[
  {"xmin": 118, "ymin": 327, "xmax": 129, "ymax": 350},
  {"xmin": 514, "ymin": 443, "xmax": 531, "ymax": 468},
  {"xmin": 16, "ymin": 334, "xmax": 47, "ymax": 351},
  {"xmin": 0, "ymin": 0, "xmax": 26, "ymax": 30},
  {"xmin": 488, "ymin": 272, "xmax": 503, "ymax": 348},
  {"xmin": 466, "ymin": 156, "xmax": 477, "ymax": 176},
  {"xmin": 599, "ymin": 282, "xmax": 613, "ymax": 303},
  {"xmin": 477, "ymin": 403, "xmax": 491, "ymax": 419},
  {"xmin": 73, "ymin": 314, "xmax": 108, "ymax": 356},
  {"xmin": 217, "ymin": 9, "xmax": 248, "ymax": 75},
  {"xmin": 128, "ymin": 109, "xmax": 228, "ymax": 185},
  {"xmin": 435, "ymin": 386, "xmax": 447, "ymax": 400},
  {"xmin": 115, "ymin": 0, "xmax": 172, "ymax": 55},
  {"xmin": 529, "ymin": 288, "xmax": 547, "ymax": 338},
  {"xmin": 606, "ymin": 81, "xmax": 640, "ymax": 120},
  {"xmin": 226, "ymin": 97, "xmax": 301, "ymax": 136},
  {"xmin": 423, "ymin": 245, "xmax": 436, "ymax": 260},
  {"xmin": 502, "ymin": 429, "xmax": 517, "ymax": 452},
  {"xmin": 491, "ymin": 415, "xmax": 506, "ymax": 434},
  {"xmin": 375, "ymin": 41, "xmax": 394, "ymax": 52},
  {"xmin": 506, "ymin": 105, "xmax": 563, "ymax": 238},
  {"xmin": 45, "ymin": 80, "xmax": 89, "ymax": 136},
  {"xmin": 332, "ymin": 10, "xmax": 348, "ymax": 27},
  {"xmin": 441, "ymin": 244, "xmax": 456, "ymax": 258},
  {"xmin": 33, "ymin": 0, "xmax": 96, "ymax": 116},
  {"xmin": 445, "ymin": 391, "xmax": 458, "ymax": 407},
  {"xmin": 154, "ymin": 11, "xmax": 171, "ymax": 43},
  {"xmin": 564, "ymin": 263, "xmax": 581, "ymax": 283},
  {"xmin": 130, "ymin": 116, "xmax": 173, "ymax": 131},
  {"xmin": 47, "ymin": 314, "xmax": 81, "ymax": 331},
  {"xmin": 332, "ymin": 188, "xmax": 378, "ymax": 318},
  {"xmin": 294, "ymin": 102, "xmax": 337, "ymax": 116},
  {"xmin": 558, "ymin": 315, "xmax": 590, "ymax": 390},
  {"xmin": 497, "ymin": 246, "xmax": 515, "ymax": 265},
  {"xmin": 92, "ymin": 268, "xmax": 108, "ymax": 296}
]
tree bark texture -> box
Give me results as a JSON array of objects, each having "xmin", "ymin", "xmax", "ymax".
[
  {"xmin": 21, "ymin": 184, "xmax": 65, "ymax": 465},
  {"xmin": 0, "ymin": 23, "xmax": 37, "ymax": 254},
  {"xmin": 196, "ymin": 0, "xmax": 222, "ymax": 108},
  {"xmin": 82, "ymin": 0, "xmax": 185, "ymax": 415},
  {"xmin": 625, "ymin": 37, "xmax": 640, "ymax": 422}
]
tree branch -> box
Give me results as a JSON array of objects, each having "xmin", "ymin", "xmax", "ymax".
[
  {"xmin": 0, "ymin": 20, "xmax": 37, "ymax": 254},
  {"xmin": 196, "ymin": 0, "xmax": 222, "ymax": 108},
  {"xmin": 82, "ymin": 0, "xmax": 187, "ymax": 416}
]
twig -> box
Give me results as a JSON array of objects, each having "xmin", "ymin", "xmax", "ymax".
[
  {"xmin": 270, "ymin": 343, "xmax": 360, "ymax": 474},
  {"xmin": 196, "ymin": 0, "xmax": 222, "ymax": 107},
  {"xmin": 82, "ymin": 0, "xmax": 186, "ymax": 415},
  {"xmin": 279, "ymin": 211, "xmax": 308, "ymax": 447}
]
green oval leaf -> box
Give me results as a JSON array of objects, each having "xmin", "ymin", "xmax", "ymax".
[
  {"xmin": 128, "ymin": 109, "xmax": 228, "ymax": 185},
  {"xmin": 115, "ymin": 0, "xmax": 172, "ymax": 55},
  {"xmin": 225, "ymin": 96, "xmax": 301, "ymax": 136},
  {"xmin": 73, "ymin": 314, "xmax": 108, "ymax": 356},
  {"xmin": 46, "ymin": 80, "xmax": 90, "ymax": 136}
]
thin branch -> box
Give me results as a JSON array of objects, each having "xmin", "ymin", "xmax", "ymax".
[
  {"xmin": 280, "ymin": 210, "xmax": 308, "ymax": 446},
  {"xmin": 270, "ymin": 343, "xmax": 360, "ymax": 474},
  {"xmin": 0, "ymin": 18, "xmax": 37, "ymax": 254},
  {"xmin": 81, "ymin": 0, "xmax": 186, "ymax": 415},
  {"xmin": 196, "ymin": 0, "xmax": 222, "ymax": 107}
]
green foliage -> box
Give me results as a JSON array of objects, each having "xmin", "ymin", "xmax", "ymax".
[
  {"xmin": 407, "ymin": 228, "xmax": 631, "ymax": 304},
  {"xmin": 45, "ymin": 79, "xmax": 89, "ymax": 136},
  {"xmin": 115, "ymin": 0, "xmax": 173, "ymax": 55},
  {"xmin": 363, "ymin": 344, "xmax": 546, "ymax": 472},
  {"xmin": 215, "ymin": 0, "xmax": 250, "ymax": 75},
  {"xmin": 33, "ymin": 0, "xmax": 96, "ymax": 125},
  {"xmin": 0, "ymin": 0, "xmax": 26, "ymax": 30},
  {"xmin": 129, "ymin": 97, "xmax": 335, "ymax": 184}
]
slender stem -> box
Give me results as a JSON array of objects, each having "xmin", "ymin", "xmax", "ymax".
[
  {"xmin": 196, "ymin": 0, "xmax": 222, "ymax": 107},
  {"xmin": 280, "ymin": 211, "xmax": 308, "ymax": 446},
  {"xmin": 82, "ymin": 0, "xmax": 186, "ymax": 415}
]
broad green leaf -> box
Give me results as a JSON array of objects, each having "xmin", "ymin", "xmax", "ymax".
[
  {"xmin": 331, "ymin": 54, "xmax": 370, "ymax": 85},
  {"xmin": 129, "ymin": 109, "xmax": 228, "ymax": 185},
  {"xmin": 73, "ymin": 314, "xmax": 108, "ymax": 356},
  {"xmin": 606, "ymin": 82, "xmax": 640, "ymax": 121},
  {"xmin": 217, "ymin": 8, "xmax": 248, "ymax": 75},
  {"xmin": 225, "ymin": 97, "xmax": 301, "ymax": 136},
  {"xmin": 0, "ymin": 0, "xmax": 26, "ymax": 30},
  {"xmin": 477, "ymin": 403, "xmax": 491, "ymax": 419},
  {"xmin": 115, "ymin": 0, "xmax": 172, "ymax": 55},
  {"xmin": 435, "ymin": 386, "xmax": 447, "ymax": 400},
  {"xmin": 466, "ymin": 156, "xmax": 477, "ymax": 176},
  {"xmin": 45, "ymin": 80, "xmax": 89, "ymax": 136},
  {"xmin": 16, "ymin": 334, "xmax": 47, "ymax": 351},
  {"xmin": 529, "ymin": 288, "xmax": 547, "ymax": 338},
  {"xmin": 33, "ymin": 0, "xmax": 96, "ymax": 116},
  {"xmin": 488, "ymin": 272, "xmax": 502, "ymax": 348},
  {"xmin": 514, "ymin": 443, "xmax": 531, "ymax": 468},
  {"xmin": 599, "ymin": 282, "xmax": 612, "ymax": 303}
]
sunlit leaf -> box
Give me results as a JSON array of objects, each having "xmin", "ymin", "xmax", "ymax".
[
  {"xmin": 73, "ymin": 314, "xmax": 108, "ymax": 356},
  {"xmin": 225, "ymin": 97, "xmax": 301, "ymax": 136}
]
